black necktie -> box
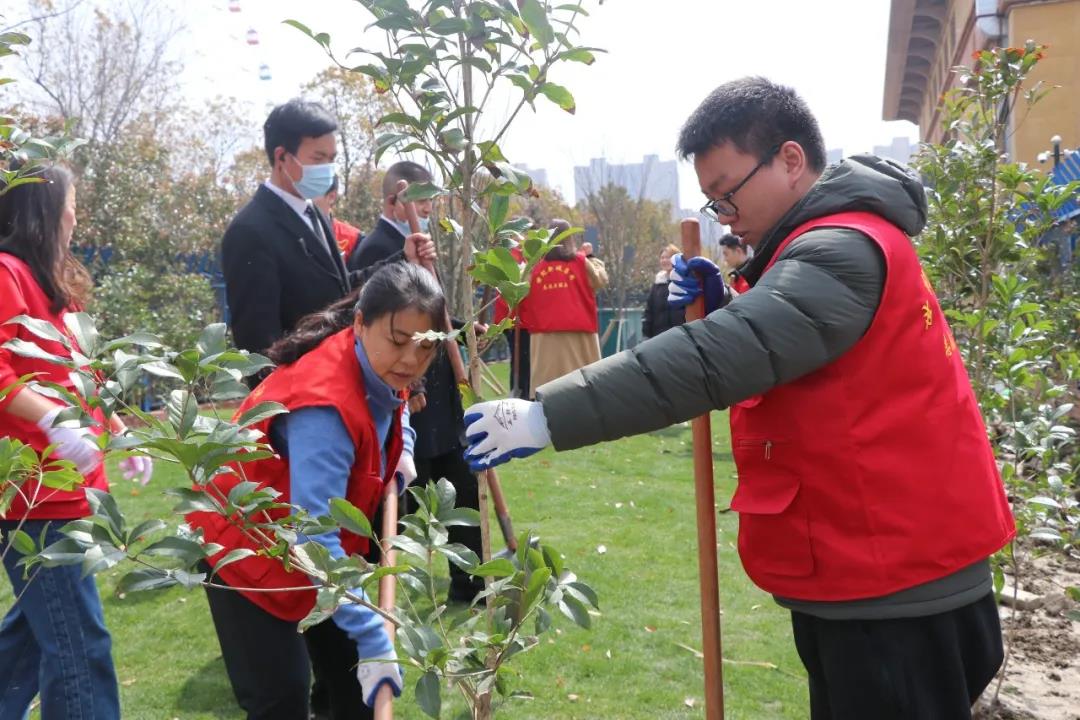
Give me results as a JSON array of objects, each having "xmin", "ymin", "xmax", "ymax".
[{"xmin": 304, "ymin": 205, "xmax": 335, "ymax": 261}]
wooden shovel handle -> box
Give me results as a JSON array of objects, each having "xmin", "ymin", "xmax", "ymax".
[
  {"xmin": 374, "ymin": 482, "xmax": 399, "ymax": 720},
  {"xmin": 680, "ymin": 218, "xmax": 725, "ymax": 720}
]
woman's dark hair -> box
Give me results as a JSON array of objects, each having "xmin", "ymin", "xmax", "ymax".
[
  {"xmin": 676, "ymin": 76, "xmax": 827, "ymax": 172},
  {"xmin": 0, "ymin": 164, "xmax": 92, "ymax": 313},
  {"xmin": 544, "ymin": 218, "xmax": 578, "ymax": 261},
  {"xmin": 263, "ymin": 98, "xmax": 338, "ymax": 166},
  {"xmin": 266, "ymin": 262, "xmax": 446, "ymax": 365}
]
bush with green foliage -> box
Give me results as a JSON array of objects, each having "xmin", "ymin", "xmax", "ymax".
[{"xmin": 912, "ymin": 42, "xmax": 1079, "ymax": 558}]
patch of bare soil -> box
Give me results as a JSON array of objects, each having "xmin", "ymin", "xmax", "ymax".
[{"xmin": 975, "ymin": 551, "xmax": 1080, "ymax": 720}]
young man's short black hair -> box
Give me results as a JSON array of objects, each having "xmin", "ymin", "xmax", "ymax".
[
  {"xmin": 676, "ymin": 77, "xmax": 827, "ymax": 172},
  {"xmin": 263, "ymin": 99, "xmax": 338, "ymax": 166},
  {"xmin": 718, "ymin": 233, "xmax": 745, "ymax": 250},
  {"xmin": 382, "ymin": 160, "xmax": 432, "ymax": 198}
]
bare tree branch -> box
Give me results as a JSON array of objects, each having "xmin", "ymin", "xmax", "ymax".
[
  {"xmin": 0, "ymin": 0, "xmax": 87, "ymax": 33},
  {"xmin": 20, "ymin": 0, "xmax": 183, "ymax": 146}
]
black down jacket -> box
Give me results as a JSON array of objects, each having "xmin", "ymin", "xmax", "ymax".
[{"xmin": 536, "ymin": 155, "xmax": 928, "ymax": 450}]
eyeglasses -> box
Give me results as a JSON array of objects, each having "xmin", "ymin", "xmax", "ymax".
[{"xmin": 700, "ymin": 145, "xmax": 781, "ymax": 220}]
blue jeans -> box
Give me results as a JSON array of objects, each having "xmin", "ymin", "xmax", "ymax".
[{"xmin": 0, "ymin": 520, "xmax": 120, "ymax": 720}]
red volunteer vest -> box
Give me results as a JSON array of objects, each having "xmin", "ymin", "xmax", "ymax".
[
  {"xmin": 332, "ymin": 218, "xmax": 361, "ymax": 259},
  {"xmin": 186, "ymin": 328, "xmax": 404, "ymax": 621},
  {"xmin": 728, "ymin": 211, "xmax": 1014, "ymax": 601},
  {"xmin": 0, "ymin": 253, "xmax": 109, "ymax": 520},
  {"xmin": 730, "ymin": 273, "xmax": 750, "ymax": 294},
  {"xmin": 523, "ymin": 253, "xmax": 598, "ymax": 333}
]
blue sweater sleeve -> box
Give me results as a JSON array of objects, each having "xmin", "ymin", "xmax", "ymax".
[
  {"xmin": 280, "ymin": 407, "xmax": 394, "ymax": 660},
  {"xmin": 401, "ymin": 402, "xmax": 415, "ymax": 458}
]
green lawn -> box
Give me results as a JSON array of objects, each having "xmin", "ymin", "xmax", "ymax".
[{"xmin": 3, "ymin": 364, "xmax": 808, "ymax": 719}]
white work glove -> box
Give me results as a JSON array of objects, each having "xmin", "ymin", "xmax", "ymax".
[
  {"xmin": 463, "ymin": 399, "xmax": 551, "ymax": 472},
  {"xmin": 394, "ymin": 452, "xmax": 417, "ymax": 494},
  {"xmin": 35, "ymin": 406, "xmax": 102, "ymax": 475},
  {"xmin": 356, "ymin": 651, "xmax": 404, "ymax": 708},
  {"xmin": 119, "ymin": 455, "xmax": 153, "ymax": 486}
]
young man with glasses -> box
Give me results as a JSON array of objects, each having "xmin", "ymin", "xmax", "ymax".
[{"xmin": 461, "ymin": 76, "xmax": 1014, "ymax": 719}]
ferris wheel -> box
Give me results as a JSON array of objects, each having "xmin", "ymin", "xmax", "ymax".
[{"xmin": 205, "ymin": 0, "xmax": 275, "ymax": 112}]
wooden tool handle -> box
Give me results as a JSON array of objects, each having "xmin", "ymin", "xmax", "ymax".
[
  {"xmin": 395, "ymin": 179, "xmax": 469, "ymax": 387},
  {"xmin": 680, "ymin": 218, "xmax": 725, "ymax": 720},
  {"xmin": 374, "ymin": 482, "xmax": 399, "ymax": 720},
  {"xmin": 394, "ymin": 182, "xmax": 517, "ymax": 553}
]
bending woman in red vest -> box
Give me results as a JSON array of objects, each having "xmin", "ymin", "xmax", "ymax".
[
  {"xmin": 188, "ymin": 262, "xmax": 443, "ymax": 720},
  {"xmin": 0, "ymin": 165, "xmax": 151, "ymax": 719}
]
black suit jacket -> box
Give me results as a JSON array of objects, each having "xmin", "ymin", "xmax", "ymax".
[
  {"xmin": 348, "ymin": 218, "xmax": 466, "ymax": 459},
  {"xmin": 221, "ymin": 185, "xmax": 351, "ymax": 356}
]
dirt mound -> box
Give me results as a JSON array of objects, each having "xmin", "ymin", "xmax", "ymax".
[{"xmin": 977, "ymin": 552, "xmax": 1080, "ymax": 720}]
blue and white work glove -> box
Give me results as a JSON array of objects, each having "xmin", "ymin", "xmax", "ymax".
[
  {"xmin": 394, "ymin": 452, "xmax": 417, "ymax": 494},
  {"xmin": 668, "ymin": 253, "xmax": 731, "ymax": 313},
  {"xmin": 463, "ymin": 399, "xmax": 552, "ymax": 472},
  {"xmin": 356, "ymin": 649, "xmax": 404, "ymax": 707}
]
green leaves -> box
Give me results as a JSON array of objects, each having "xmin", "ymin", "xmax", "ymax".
[
  {"xmin": 399, "ymin": 181, "xmax": 446, "ymax": 202},
  {"xmin": 518, "ymin": 0, "xmax": 555, "ymax": 45},
  {"xmin": 4, "ymin": 314, "xmax": 70, "ymax": 346},
  {"xmin": 282, "ymin": 19, "xmax": 331, "ymax": 49},
  {"xmin": 329, "ymin": 498, "xmax": 374, "ymax": 538},
  {"xmin": 8, "ymin": 529, "xmax": 35, "ymax": 556},
  {"xmin": 558, "ymin": 47, "xmax": 602, "ymax": 65},
  {"xmin": 64, "ymin": 312, "xmax": 100, "ymax": 357},
  {"xmin": 540, "ymin": 82, "xmax": 576, "ymax": 114},
  {"xmin": 2, "ymin": 338, "xmax": 71, "ymax": 367},
  {"xmin": 416, "ymin": 670, "xmax": 441, "ymax": 718},
  {"xmin": 471, "ymin": 557, "xmax": 516, "ymax": 577},
  {"xmin": 235, "ymin": 401, "xmax": 289, "ymax": 429}
]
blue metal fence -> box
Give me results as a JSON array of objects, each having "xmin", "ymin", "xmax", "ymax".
[{"xmin": 1049, "ymin": 151, "xmax": 1080, "ymax": 222}]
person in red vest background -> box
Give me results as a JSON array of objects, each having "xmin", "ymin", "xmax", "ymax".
[
  {"xmin": 313, "ymin": 175, "xmax": 363, "ymax": 260},
  {"xmin": 517, "ymin": 219, "xmax": 607, "ymax": 397},
  {"xmin": 188, "ymin": 262, "xmax": 443, "ymax": 719},
  {"xmin": 462, "ymin": 77, "xmax": 1015, "ymax": 719}
]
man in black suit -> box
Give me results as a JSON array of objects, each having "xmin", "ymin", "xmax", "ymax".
[
  {"xmin": 222, "ymin": 101, "xmax": 435, "ymax": 386},
  {"xmin": 222, "ymin": 100, "xmax": 350, "ymax": 365},
  {"xmin": 348, "ymin": 161, "xmax": 484, "ymax": 603}
]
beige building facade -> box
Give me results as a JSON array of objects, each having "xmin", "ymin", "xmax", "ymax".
[{"xmin": 883, "ymin": 0, "xmax": 1080, "ymax": 168}]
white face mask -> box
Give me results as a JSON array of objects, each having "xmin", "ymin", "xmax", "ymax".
[{"xmin": 285, "ymin": 154, "xmax": 336, "ymax": 200}]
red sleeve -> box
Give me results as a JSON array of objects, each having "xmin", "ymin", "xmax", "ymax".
[{"xmin": 0, "ymin": 265, "xmax": 31, "ymax": 404}]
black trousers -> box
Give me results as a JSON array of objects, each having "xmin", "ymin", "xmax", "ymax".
[
  {"xmin": 413, "ymin": 447, "xmax": 484, "ymax": 597},
  {"xmin": 203, "ymin": 575, "xmax": 373, "ymax": 720},
  {"xmin": 791, "ymin": 592, "xmax": 1003, "ymax": 720}
]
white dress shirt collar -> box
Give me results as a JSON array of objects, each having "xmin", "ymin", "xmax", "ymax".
[{"xmin": 264, "ymin": 179, "xmax": 313, "ymax": 228}]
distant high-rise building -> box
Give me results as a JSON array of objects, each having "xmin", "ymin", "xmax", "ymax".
[
  {"xmin": 514, "ymin": 164, "xmax": 549, "ymax": 188},
  {"xmin": 574, "ymin": 154, "xmax": 680, "ymax": 218},
  {"xmin": 873, "ymin": 136, "xmax": 914, "ymax": 166},
  {"xmin": 827, "ymin": 147, "xmax": 844, "ymax": 165}
]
